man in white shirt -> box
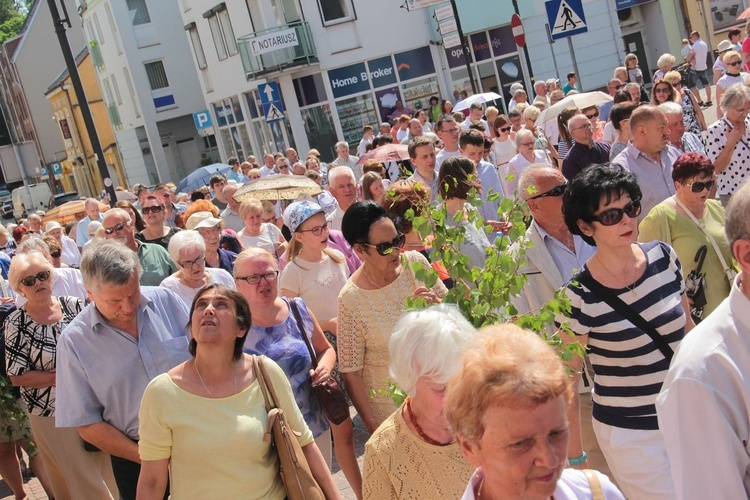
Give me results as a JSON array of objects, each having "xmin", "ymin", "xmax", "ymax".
[
  {"xmin": 326, "ymin": 166, "xmax": 357, "ymax": 231},
  {"xmin": 435, "ymin": 117, "xmax": 461, "ymax": 170},
  {"xmin": 459, "ymin": 129, "xmax": 508, "ymax": 234},
  {"xmin": 330, "ymin": 141, "xmax": 361, "ymax": 180},
  {"xmin": 461, "ymin": 103, "xmax": 489, "ymax": 136},
  {"xmin": 406, "ymin": 137, "xmax": 439, "ymax": 203},
  {"xmin": 259, "ymin": 154, "xmax": 275, "ymax": 177},
  {"xmin": 358, "ymin": 125, "xmax": 374, "ymax": 156},
  {"xmin": 220, "ymin": 183, "xmax": 244, "ymax": 232},
  {"xmin": 689, "ymin": 30, "xmax": 712, "ymax": 106},
  {"xmin": 657, "ymin": 181, "xmax": 750, "ymax": 500},
  {"xmin": 534, "ymin": 80, "xmax": 549, "ymax": 105},
  {"xmin": 399, "ymin": 118, "xmax": 423, "ymax": 145}
]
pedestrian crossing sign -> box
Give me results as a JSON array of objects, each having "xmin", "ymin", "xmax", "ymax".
[
  {"xmin": 545, "ymin": 0, "xmax": 588, "ymax": 40},
  {"xmin": 265, "ymin": 103, "xmax": 285, "ymax": 123}
]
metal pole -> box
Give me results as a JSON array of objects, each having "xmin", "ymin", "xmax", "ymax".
[
  {"xmin": 546, "ymin": 24, "xmax": 561, "ymax": 83},
  {"xmin": 568, "ymin": 37, "xmax": 581, "ymax": 91},
  {"xmin": 449, "ymin": 0, "xmax": 478, "ymax": 95},
  {"xmin": 511, "ymin": 0, "xmax": 535, "ymax": 89},
  {"xmin": 47, "ymin": 0, "xmax": 116, "ymax": 203}
]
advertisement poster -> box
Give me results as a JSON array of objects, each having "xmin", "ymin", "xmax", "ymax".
[{"xmin": 709, "ymin": 0, "xmax": 747, "ymax": 32}]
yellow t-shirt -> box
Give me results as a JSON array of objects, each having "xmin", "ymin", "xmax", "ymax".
[{"xmin": 139, "ymin": 357, "xmax": 314, "ymax": 499}]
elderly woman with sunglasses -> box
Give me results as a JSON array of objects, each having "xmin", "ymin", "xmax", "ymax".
[
  {"xmin": 160, "ymin": 230, "xmax": 236, "ymax": 306},
  {"xmin": 338, "ymin": 201, "xmax": 448, "ymax": 434},
  {"xmin": 556, "ymin": 163, "xmax": 693, "ymax": 500},
  {"xmin": 5, "ymin": 251, "xmax": 118, "ymax": 499},
  {"xmin": 639, "ymin": 153, "xmax": 736, "ymax": 318},
  {"xmin": 715, "ymin": 51, "xmax": 749, "ymax": 117},
  {"xmin": 662, "ymin": 71, "xmax": 706, "ymax": 135}
]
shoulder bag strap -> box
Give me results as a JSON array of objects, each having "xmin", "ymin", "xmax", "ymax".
[
  {"xmin": 256, "ymin": 355, "xmax": 285, "ymax": 413},
  {"xmin": 582, "ymin": 469, "xmax": 605, "ymax": 500},
  {"xmin": 287, "ymin": 299, "xmax": 318, "ymax": 369},
  {"xmin": 252, "ymin": 355, "xmax": 275, "ymax": 412},
  {"xmin": 576, "ymin": 271, "xmax": 674, "ymax": 361},
  {"xmin": 673, "ymin": 196, "xmax": 735, "ymax": 282}
]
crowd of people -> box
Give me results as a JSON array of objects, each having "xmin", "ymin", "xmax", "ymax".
[{"xmin": 2, "ymin": 25, "xmax": 750, "ymax": 500}]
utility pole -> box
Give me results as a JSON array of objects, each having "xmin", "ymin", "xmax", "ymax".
[
  {"xmin": 449, "ymin": 0, "xmax": 478, "ymax": 95},
  {"xmin": 511, "ymin": 0, "xmax": 536, "ymax": 89},
  {"xmin": 47, "ymin": 0, "xmax": 116, "ymax": 203}
]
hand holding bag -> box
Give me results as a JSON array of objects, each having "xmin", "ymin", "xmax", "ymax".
[
  {"xmin": 253, "ymin": 355, "xmax": 325, "ymax": 500},
  {"xmin": 288, "ymin": 299, "xmax": 350, "ymax": 425}
]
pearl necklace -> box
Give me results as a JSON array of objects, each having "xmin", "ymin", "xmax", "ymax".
[{"xmin": 194, "ymin": 359, "xmax": 237, "ymax": 398}]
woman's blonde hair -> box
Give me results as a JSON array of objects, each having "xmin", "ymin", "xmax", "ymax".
[
  {"xmin": 8, "ymin": 251, "xmax": 53, "ymax": 293},
  {"xmin": 234, "ymin": 247, "xmax": 276, "ymax": 277},
  {"xmin": 239, "ymin": 198, "xmax": 263, "ymax": 219},
  {"xmin": 361, "ymin": 172, "xmax": 383, "ymax": 201},
  {"xmin": 663, "ymin": 71, "xmax": 682, "ymax": 86},
  {"xmin": 445, "ymin": 324, "xmax": 573, "ymax": 444}
]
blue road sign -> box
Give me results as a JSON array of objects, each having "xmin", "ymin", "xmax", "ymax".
[
  {"xmin": 193, "ymin": 110, "xmax": 213, "ymax": 130},
  {"xmin": 258, "ymin": 82, "xmax": 285, "ymax": 123},
  {"xmin": 545, "ymin": 0, "xmax": 587, "ymax": 41}
]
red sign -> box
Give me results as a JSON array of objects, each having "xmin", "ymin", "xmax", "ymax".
[
  {"xmin": 511, "ymin": 14, "xmax": 525, "ymax": 48},
  {"xmin": 59, "ymin": 118, "xmax": 71, "ymax": 140}
]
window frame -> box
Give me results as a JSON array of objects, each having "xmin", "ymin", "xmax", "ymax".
[
  {"xmin": 126, "ymin": 0, "xmax": 152, "ymax": 26},
  {"xmin": 185, "ymin": 22, "xmax": 208, "ymax": 70},
  {"xmin": 203, "ymin": 3, "xmax": 238, "ymax": 61},
  {"xmin": 144, "ymin": 60, "xmax": 170, "ymax": 91},
  {"xmin": 316, "ymin": 0, "xmax": 356, "ymax": 27}
]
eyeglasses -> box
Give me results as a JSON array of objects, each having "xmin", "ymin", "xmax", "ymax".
[
  {"xmin": 585, "ymin": 111, "xmax": 599, "ymax": 119},
  {"xmin": 20, "ymin": 270, "xmax": 51, "ymax": 287},
  {"xmin": 654, "ymin": 87, "xmax": 671, "ymax": 94},
  {"xmin": 681, "ymin": 179, "xmax": 715, "ymax": 193},
  {"xmin": 572, "ymin": 123, "xmax": 593, "ymax": 131},
  {"xmin": 297, "ymin": 221, "xmax": 331, "ymax": 237},
  {"xmin": 727, "ymin": 60, "xmax": 743, "ymax": 66},
  {"xmin": 499, "ymin": 126, "xmax": 511, "ymax": 132},
  {"xmin": 50, "ymin": 251, "xmax": 61, "ymax": 258},
  {"xmin": 360, "ymin": 233, "xmax": 406, "ymax": 256},
  {"xmin": 142, "ymin": 206, "xmax": 164, "ymax": 214},
  {"xmin": 278, "ymin": 164, "xmax": 290, "ymax": 170},
  {"xmin": 235, "ymin": 271, "xmax": 279, "ymax": 285},
  {"xmin": 104, "ymin": 221, "xmax": 130, "ymax": 235},
  {"xmin": 590, "ymin": 199, "xmax": 642, "ymax": 226},
  {"xmin": 441, "ymin": 128, "xmax": 460, "ymax": 134},
  {"xmin": 529, "ymin": 182, "xmax": 568, "ymax": 200},
  {"xmin": 179, "ymin": 255, "xmax": 206, "ymax": 269},
  {"xmin": 520, "ymin": 141, "xmax": 536, "ymax": 147}
]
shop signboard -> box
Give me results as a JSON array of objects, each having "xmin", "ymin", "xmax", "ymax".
[
  {"xmin": 394, "ymin": 46, "xmax": 435, "ymax": 81},
  {"xmin": 496, "ymin": 55, "xmax": 525, "ymax": 105},
  {"xmin": 249, "ymin": 28, "xmax": 299, "ymax": 56},
  {"xmin": 470, "ymin": 32, "xmax": 492, "ymax": 62},
  {"xmin": 328, "ymin": 62, "xmax": 370, "ymax": 99},
  {"xmin": 367, "ymin": 56, "xmax": 398, "ymax": 88},
  {"xmin": 488, "ymin": 25, "xmax": 518, "ymax": 58}
]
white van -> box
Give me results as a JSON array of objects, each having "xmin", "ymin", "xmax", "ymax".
[{"xmin": 12, "ymin": 183, "xmax": 52, "ymax": 219}]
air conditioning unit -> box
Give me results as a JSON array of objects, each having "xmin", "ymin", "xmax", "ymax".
[{"xmin": 618, "ymin": 7, "xmax": 642, "ymax": 28}]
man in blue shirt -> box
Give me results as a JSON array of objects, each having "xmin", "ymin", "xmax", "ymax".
[
  {"xmin": 56, "ymin": 240, "xmax": 190, "ymax": 499},
  {"xmin": 75, "ymin": 198, "xmax": 104, "ymax": 250}
]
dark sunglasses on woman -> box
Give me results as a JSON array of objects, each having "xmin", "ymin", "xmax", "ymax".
[
  {"xmin": 20, "ymin": 270, "xmax": 51, "ymax": 287},
  {"xmin": 361, "ymin": 233, "xmax": 406, "ymax": 256},
  {"xmin": 591, "ymin": 199, "xmax": 642, "ymax": 226},
  {"xmin": 681, "ymin": 179, "xmax": 715, "ymax": 193}
]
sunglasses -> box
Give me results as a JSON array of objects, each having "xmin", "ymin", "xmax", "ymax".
[
  {"xmin": 590, "ymin": 199, "xmax": 642, "ymax": 226},
  {"xmin": 585, "ymin": 111, "xmax": 599, "ymax": 119},
  {"xmin": 681, "ymin": 179, "xmax": 715, "ymax": 193},
  {"xmin": 297, "ymin": 221, "xmax": 331, "ymax": 237},
  {"xmin": 727, "ymin": 60, "xmax": 742, "ymax": 66},
  {"xmin": 235, "ymin": 271, "xmax": 279, "ymax": 285},
  {"xmin": 104, "ymin": 221, "xmax": 130, "ymax": 235},
  {"xmin": 142, "ymin": 206, "xmax": 164, "ymax": 214},
  {"xmin": 50, "ymin": 251, "xmax": 61, "ymax": 258},
  {"xmin": 655, "ymin": 87, "xmax": 671, "ymax": 94},
  {"xmin": 499, "ymin": 126, "xmax": 511, "ymax": 132},
  {"xmin": 529, "ymin": 182, "xmax": 567, "ymax": 200},
  {"xmin": 20, "ymin": 270, "xmax": 51, "ymax": 287},
  {"xmin": 360, "ymin": 233, "xmax": 406, "ymax": 256}
]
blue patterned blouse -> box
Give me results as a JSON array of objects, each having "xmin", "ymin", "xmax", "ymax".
[{"xmin": 244, "ymin": 297, "xmax": 329, "ymax": 438}]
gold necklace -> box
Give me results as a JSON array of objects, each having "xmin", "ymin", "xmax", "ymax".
[
  {"xmin": 361, "ymin": 265, "xmax": 382, "ymax": 289},
  {"xmin": 194, "ymin": 359, "xmax": 237, "ymax": 398},
  {"xmin": 597, "ymin": 253, "xmax": 637, "ymax": 296}
]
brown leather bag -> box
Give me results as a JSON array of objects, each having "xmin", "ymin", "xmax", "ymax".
[
  {"xmin": 288, "ymin": 299, "xmax": 350, "ymax": 425},
  {"xmin": 253, "ymin": 355, "xmax": 325, "ymax": 500}
]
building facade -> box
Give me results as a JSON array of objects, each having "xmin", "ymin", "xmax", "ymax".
[{"xmin": 76, "ymin": 0, "xmax": 217, "ymax": 188}]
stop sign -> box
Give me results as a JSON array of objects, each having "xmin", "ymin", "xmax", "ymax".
[{"xmin": 511, "ymin": 13, "xmax": 525, "ymax": 47}]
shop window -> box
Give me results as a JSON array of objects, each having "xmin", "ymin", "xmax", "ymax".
[
  {"xmin": 317, "ymin": 0, "xmax": 355, "ymax": 26},
  {"xmin": 126, "ymin": 0, "xmax": 151, "ymax": 26},
  {"xmin": 293, "ymin": 74, "xmax": 327, "ymax": 107},
  {"xmin": 204, "ymin": 3, "xmax": 238, "ymax": 61}
]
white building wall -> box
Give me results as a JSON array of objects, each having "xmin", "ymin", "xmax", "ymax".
[{"xmin": 12, "ymin": 0, "xmax": 86, "ymax": 166}]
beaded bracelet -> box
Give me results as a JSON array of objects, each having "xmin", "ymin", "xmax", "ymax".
[{"xmin": 567, "ymin": 451, "xmax": 588, "ymax": 466}]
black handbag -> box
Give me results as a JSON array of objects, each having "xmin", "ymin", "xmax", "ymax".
[{"xmin": 288, "ymin": 300, "xmax": 350, "ymax": 425}]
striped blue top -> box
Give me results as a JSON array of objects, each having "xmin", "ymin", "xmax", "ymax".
[{"xmin": 556, "ymin": 241, "xmax": 686, "ymax": 430}]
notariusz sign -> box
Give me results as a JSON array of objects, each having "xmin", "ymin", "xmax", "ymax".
[{"xmin": 250, "ymin": 28, "xmax": 299, "ymax": 56}]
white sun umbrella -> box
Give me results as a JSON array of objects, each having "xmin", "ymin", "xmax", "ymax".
[
  {"xmin": 537, "ymin": 91, "xmax": 613, "ymax": 124},
  {"xmin": 453, "ymin": 92, "xmax": 504, "ymax": 113}
]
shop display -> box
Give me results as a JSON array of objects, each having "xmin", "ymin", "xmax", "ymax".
[{"xmin": 336, "ymin": 95, "xmax": 378, "ymax": 150}]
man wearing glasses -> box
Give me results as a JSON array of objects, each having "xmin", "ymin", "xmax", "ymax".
[
  {"xmin": 435, "ymin": 117, "xmax": 461, "ymax": 170},
  {"xmin": 55, "ymin": 240, "xmax": 190, "ymax": 499},
  {"xmin": 562, "ymin": 114, "xmax": 611, "ymax": 181},
  {"xmin": 599, "ymin": 78, "xmax": 624, "ymax": 122},
  {"xmin": 101, "ymin": 208, "xmax": 176, "ymax": 286},
  {"xmin": 135, "ymin": 195, "xmax": 180, "ymax": 250},
  {"xmin": 511, "ymin": 164, "xmax": 606, "ymax": 477}
]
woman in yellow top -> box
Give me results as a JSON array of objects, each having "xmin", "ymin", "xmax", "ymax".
[
  {"xmin": 639, "ymin": 152, "xmax": 737, "ymax": 319},
  {"xmin": 338, "ymin": 201, "xmax": 448, "ymax": 433},
  {"xmin": 136, "ymin": 284, "xmax": 340, "ymax": 499},
  {"xmin": 363, "ymin": 304, "xmax": 476, "ymax": 499}
]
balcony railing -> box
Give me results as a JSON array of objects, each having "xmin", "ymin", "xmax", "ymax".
[
  {"xmin": 89, "ymin": 41, "xmax": 105, "ymax": 71},
  {"xmin": 106, "ymin": 103, "xmax": 122, "ymax": 130},
  {"xmin": 237, "ymin": 21, "xmax": 317, "ymax": 80}
]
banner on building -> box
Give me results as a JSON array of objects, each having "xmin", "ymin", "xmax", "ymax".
[{"xmin": 249, "ymin": 28, "xmax": 299, "ymax": 56}]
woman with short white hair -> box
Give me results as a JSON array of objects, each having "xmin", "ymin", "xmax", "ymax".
[
  {"xmin": 363, "ymin": 304, "xmax": 477, "ymax": 499},
  {"xmin": 507, "ymin": 128, "xmax": 551, "ymax": 195},
  {"xmin": 523, "ymin": 105, "xmax": 558, "ymax": 164},
  {"xmin": 160, "ymin": 230, "xmax": 235, "ymax": 306}
]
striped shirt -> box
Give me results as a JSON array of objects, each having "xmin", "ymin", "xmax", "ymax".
[{"xmin": 556, "ymin": 241, "xmax": 686, "ymax": 430}]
